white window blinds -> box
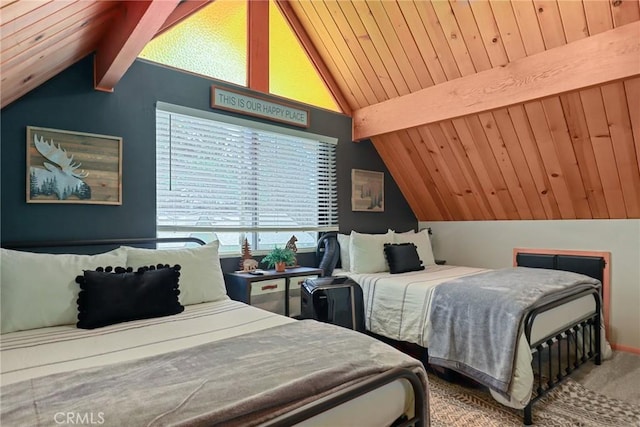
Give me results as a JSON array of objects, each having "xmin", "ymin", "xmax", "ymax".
[{"xmin": 156, "ymin": 104, "xmax": 338, "ymax": 247}]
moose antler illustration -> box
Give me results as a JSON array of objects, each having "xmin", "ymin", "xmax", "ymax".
[{"xmin": 34, "ymin": 134, "xmax": 88, "ymax": 178}]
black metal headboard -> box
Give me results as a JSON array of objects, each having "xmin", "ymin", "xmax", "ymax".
[
  {"xmin": 1, "ymin": 237, "xmax": 206, "ymax": 254},
  {"xmin": 515, "ymin": 252, "xmax": 606, "ymax": 282},
  {"xmin": 514, "ymin": 248, "xmax": 611, "ymax": 335}
]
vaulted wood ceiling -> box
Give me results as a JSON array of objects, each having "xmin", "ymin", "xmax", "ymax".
[
  {"xmin": 2, "ymin": 0, "xmax": 639, "ymax": 221},
  {"xmin": 286, "ymin": 0, "xmax": 640, "ymax": 221}
]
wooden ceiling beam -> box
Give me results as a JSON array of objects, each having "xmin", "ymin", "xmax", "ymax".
[
  {"xmin": 94, "ymin": 0, "xmax": 180, "ymax": 92},
  {"xmin": 247, "ymin": 0, "xmax": 269, "ymax": 93},
  {"xmin": 155, "ymin": 0, "xmax": 211, "ymax": 37},
  {"xmin": 352, "ymin": 21, "xmax": 640, "ymax": 141},
  {"xmin": 275, "ymin": 0, "xmax": 352, "ymax": 115}
]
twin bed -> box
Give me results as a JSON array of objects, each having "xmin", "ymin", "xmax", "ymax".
[
  {"xmin": 0, "ymin": 238, "xmax": 428, "ymax": 427},
  {"xmin": 323, "ymin": 230, "xmax": 610, "ymax": 425}
]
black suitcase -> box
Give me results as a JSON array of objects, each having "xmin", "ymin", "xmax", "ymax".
[{"xmin": 300, "ymin": 276, "xmax": 365, "ymax": 332}]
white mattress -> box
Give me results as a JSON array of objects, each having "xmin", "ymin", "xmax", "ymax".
[
  {"xmin": 1, "ymin": 299, "xmax": 419, "ymax": 426},
  {"xmin": 342, "ymin": 265, "xmax": 609, "ymax": 408}
]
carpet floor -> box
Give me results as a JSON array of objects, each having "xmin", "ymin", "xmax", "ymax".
[
  {"xmin": 427, "ymin": 371, "xmax": 640, "ymax": 426},
  {"xmin": 569, "ymin": 350, "xmax": 640, "ymax": 405}
]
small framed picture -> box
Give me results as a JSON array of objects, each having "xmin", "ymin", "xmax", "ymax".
[
  {"xmin": 351, "ymin": 169, "xmax": 384, "ymax": 212},
  {"xmin": 27, "ymin": 126, "xmax": 122, "ymax": 205}
]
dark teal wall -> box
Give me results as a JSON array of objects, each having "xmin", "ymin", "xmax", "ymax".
[{"xmin": 1, "ymin": 55, "xmax": 416, "ymax": 248}]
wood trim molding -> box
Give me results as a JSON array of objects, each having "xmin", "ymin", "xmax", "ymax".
[
  {"xmin": 512, "ymin": 248, "xmax": 611, "ymax": 342},
  {"xmin": 353, "ymin": 21, "xmax": 640, "ymax": 140},
  {"xmin": 611, "ymin": 343, "xmax": 640, "ymax": 355},
  {"xmin": 94, "ymin": 0, "xmax": 180, "ymax": 92},
  {"xmin": 275, "ymin": 0, "xmax": 351, "ymax": 115},
  {"xmin": 247, "ymin": 0, "xmax": 269, "ymax": 92}
]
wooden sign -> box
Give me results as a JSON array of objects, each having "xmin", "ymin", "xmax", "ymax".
[{"xmin": 211, "ymin": 86, "xmax": 309, "ymax": 128}]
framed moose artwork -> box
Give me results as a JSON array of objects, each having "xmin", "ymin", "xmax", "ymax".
[{"xmin": 26, "ymin": 126, "xmax": 122, "ymax": 205}]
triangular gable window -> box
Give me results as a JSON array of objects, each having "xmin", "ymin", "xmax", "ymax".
[
  {"xmin": 268, "ymin": 0, "xmax": 339, "ymax": 112},
  {"xmin": 139, "ymin": 0, "xmax": 340, "ymax": 112}
]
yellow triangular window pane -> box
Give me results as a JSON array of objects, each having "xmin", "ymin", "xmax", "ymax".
[
  {"xmin": 139, "ymin": 0, "xmax": 247, "ymax": 86},
  {"xmin": 269, "ymin": 1, "xmax": 341, "ymax": 112}
]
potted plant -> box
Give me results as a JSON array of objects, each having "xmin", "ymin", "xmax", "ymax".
[{"xmin": 262, "ymin": 246, "xmax": 296, "ymax": 272}]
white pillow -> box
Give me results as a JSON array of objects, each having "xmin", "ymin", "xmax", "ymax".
[
  {"xmin": 0, "ymin": 249, "xmax": 126, "ymax": 333},
  {"xmin": 123, "ymin": 240, "xmax": 228, "ymax": 306},
  {"xmin": 393, "ymin": 229, "xmax": 436, "ymax": 266},
  {"xmin": 349, "ymin": 231, "xmax": 394, "ymax": 274},
  {"xmin": 337, "ymin": 233, "xmax": 351, "ymax": 271}
]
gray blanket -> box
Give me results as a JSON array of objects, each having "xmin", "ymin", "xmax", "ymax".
[
  {"xmin": 1, "ymin": 320, "xmax": 427, "ymax": 427},
  {"xmin": 427, "ymin": 267, "xmax": 599, "ymax": 397}
]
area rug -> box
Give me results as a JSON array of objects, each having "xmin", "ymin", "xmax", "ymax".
[{"xmin": 427, "ymin": 373, "xmax": 640, "ymax": 426}]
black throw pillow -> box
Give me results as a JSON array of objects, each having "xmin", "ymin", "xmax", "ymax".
[
  {"xmin": 76, "ymin": 264, "xmax": 184, "ymax": 329},
  {"xmin": 383, "ymin": 243, "xmax": 425, "ymax": 274}
]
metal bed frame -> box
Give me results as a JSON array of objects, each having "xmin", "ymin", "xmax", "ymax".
[
  {"xmin": 1, "ymin": 237, "xmax": 428, "ymax": 427},
  {"xmin": 516, "ymin": 249, "xmax": 605, "ymax": 425},
  {"xmin": 1, "ymin": 236, "xmax": 209, "ymax": 251},
  {"xmin": 522, "ymin": 287, "xmax": 601, "ymax": 425},
  {"xmin": 369, "ymin": 281, "xmax": 602, "ymax": 426},
  {"xmin": 264, "ymin": 367, "xmax": 426, "ymax": 427},
  {"xmin": 317, "ymin": 233, "xmax": 604, "ymax": 425}
]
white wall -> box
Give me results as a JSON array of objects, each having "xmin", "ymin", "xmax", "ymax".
[{"xmin": 420, "ymin": 219, "xmax": 640, "ymax": 351}]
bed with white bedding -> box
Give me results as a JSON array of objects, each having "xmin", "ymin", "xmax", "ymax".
[
  {"xmin": 325, "ymin": 230, "xmax": 610, "ymax": 425},
  {"xmin": 341, "ymin": 266, "xmax": 609, "ymax": 406},
  {"xmin": 0, "ymin": 238, "xmax": 429, "ymax": 427}
]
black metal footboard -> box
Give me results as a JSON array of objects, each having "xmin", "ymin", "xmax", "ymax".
[
  {"xmin": 371, "ymin": 287, "xmax": 603, "ymax": 426},
  {"xmin": 261, "ymin": 367, "xmax": 427, "ymax": 427},
  {"xmin": 522, "ymin": 287, "xmax": 602, "ymax": 425}
]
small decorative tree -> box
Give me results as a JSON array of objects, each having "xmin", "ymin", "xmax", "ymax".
[{"xmin": 239, "ymin": 238, "xmax": 254, "ymax": 270}]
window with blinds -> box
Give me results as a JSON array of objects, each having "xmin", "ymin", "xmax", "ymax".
[{"xmin": 156, "ymin": 103, "xmax": 338, "ymax": 253}]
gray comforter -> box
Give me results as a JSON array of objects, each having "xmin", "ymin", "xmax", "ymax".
[
  {"xmin": 1, "ymin": 320, "xmax": 427, "ymax": 427},
  {"xmin": 427, "ymin": 267, "xmax": 600, "ymax": 398}
]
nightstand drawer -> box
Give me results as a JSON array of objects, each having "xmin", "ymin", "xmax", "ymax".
[
  {"xmin": 250, "ymin": 279, "xmax": 286, "ymax": 315},
  {"xmin": 250, "ymin": 279, "xmax": 286, "ymax": 296}
]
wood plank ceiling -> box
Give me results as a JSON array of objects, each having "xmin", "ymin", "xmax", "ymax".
[
  {"xmin": 2, "ymin": 1, "xmax": 639, "ymax": 221},
  {"xmin": 1, "ymin": 1, "xmax": 120, "ymax": 107},
  {"xmin": 287, "ymin": 0, "xmax": 640, "ymax": 221},
  {"xmin": 0, "ymin": 0, "xmax": 205, "ymax": 107}
]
